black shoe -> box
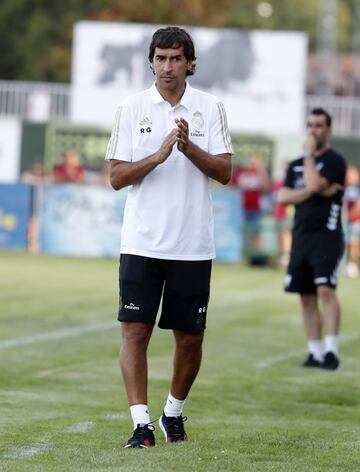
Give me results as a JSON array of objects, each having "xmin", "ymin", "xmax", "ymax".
[
  {"xmin": 321, "ymin": 351, "xmax": 340, "ymax": 371},
  {"xmin": 302, "ymin": 353, "xmax": 321, "ymax": 368},
  {"xmin": 124, "ymin": 423, "xmax": 156, "ymax": 448},
  {"xmin": 159, "ymin": 412, "xmax": 188, "ymax": 443}
]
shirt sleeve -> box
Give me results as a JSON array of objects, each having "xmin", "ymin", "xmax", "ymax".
[
  {"xmin": 283, "ymin": 162, "xmax": 295, "ymax": 188},
  {"xmin": 319, "ymin": 153, "xmax": 346, "ymax": 185},
  {"xmin": 208, "ymin": 101, "xmax": 233, "ymax": 155},
  {"xmin": 104, "ymin": 105, "xmax": 133, "ymax": 162}
]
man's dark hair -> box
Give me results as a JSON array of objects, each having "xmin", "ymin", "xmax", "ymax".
[
  {"xmin": 148, "ymin": 26, "xmax": 196, "ymax": 76},
  {"xmin": 310, "ymin": 107, "xmax": 332, "ymax": 127}
]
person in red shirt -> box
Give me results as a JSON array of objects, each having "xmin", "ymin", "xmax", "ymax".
[
  {"xmin": 231, "ymin": 153, "xmax": 270, "ymax": 252},
  {"xmin": 232, "ymin": 153, "xmax": 270, "ymax": 219},
  {"xmin": 344, "ymin": 164, "xmax": 360, "ymax": 277},
  {"xmin": 21, "ymin": 161, "xmax": 52, "ymax": 185},
  {"xmin": 54, "ymin": 150, "xmax": 85, "ymax": 183}
]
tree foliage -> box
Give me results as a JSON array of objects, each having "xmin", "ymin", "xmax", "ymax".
[{"xmin": 0, "ymin": 0, "xmax": 356, "ymax": 82}]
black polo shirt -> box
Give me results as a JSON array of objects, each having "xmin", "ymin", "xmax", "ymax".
[{"xmin": 284, "ymin": 148, "xmax": 346, "ymax": 238}]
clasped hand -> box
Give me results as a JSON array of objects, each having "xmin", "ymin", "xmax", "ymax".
[
  {"xmin": 156, "ymin": 118, "xmax": 190, "ymax": 163},
  {"xmin": 175, "ymin": 117, "xmax": 189, "ymax": 153}
]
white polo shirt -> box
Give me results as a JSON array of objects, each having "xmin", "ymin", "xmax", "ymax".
[{"xmin": 105, "ymin": 82, "xmax": 233, "ymax": 260}]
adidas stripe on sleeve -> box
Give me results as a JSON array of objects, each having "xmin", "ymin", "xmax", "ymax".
[{"xmin": 105, "ymin": 106, "xmax": 132, "ymax": 162}]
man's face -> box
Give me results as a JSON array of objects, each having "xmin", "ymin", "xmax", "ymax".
[
  {"xmin": 247, "ymin": 153, "xmax": 262, "ymax": 170},
  {"xmin": 64, "ymin": 151, "xmax": 79, "ymax": 167},
  {"xmin": 152, "ymin": 46, "xmax": 191, "ymax": 94},
  {"xmin": 306, "ymin": 114, "xmax": 331, "ymax": 149}
]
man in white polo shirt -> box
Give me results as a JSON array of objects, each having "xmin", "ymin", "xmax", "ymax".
[{"xmin": 105, "ymin": 26, "xmax": 233, "ymax": 448}]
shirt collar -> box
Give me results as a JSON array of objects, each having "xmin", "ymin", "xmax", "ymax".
[{"xmin": 150, "ymin": 81, "xmax": 193, "ymax": 110}]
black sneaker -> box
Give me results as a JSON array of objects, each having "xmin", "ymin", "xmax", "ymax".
[
  {"xmin": 124, "ymin": 424, "xmax": 156, "ymax": 448},
  {"xmin": 159, "ymin": 412, "xmax": 188, "ymax": 443},
  {"xmin": 321, "ymin": 351, "xmax": 340, "ymax": 371},
  {"xmin": 302, "ymin": 353, "xmax": 321, "ymax": 368}
]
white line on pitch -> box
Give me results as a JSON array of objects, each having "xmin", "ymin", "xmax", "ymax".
[
  {"xmin": 105, "ymin": 412, "xmax": 128, "ymax": 420},
  {"xmin": 256, "ymin": 350, "xmax": 304, "ymax": 368},
  {"xmin": 0, "ymin": 290, "xmax": 284, "ymax": 350},
  {"xmin": 0, "ymin": 321, "xmax": 117, "ymax": 349},
  {"xmin": 67, "ymin": 421, "xmax": 95, "ymax": 433},
  {"xmin": 4, "ymin": 442, "xmax": 53, "ymax": 460},
  {"xmin": 256, "ymin": 333, "xmax": 359, "ymax": 368}
]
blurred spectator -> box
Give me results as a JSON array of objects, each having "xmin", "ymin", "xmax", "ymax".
[
  {"xmin": 231, "ymin": 153, "xmax": 271, "ymax": 218},
  {"xmin": 344, "ymin": 164, "xmax": 360, "ymax": 277},
  {"xmin": 231, "ymin": 153, "xmax": 271, "ymax": 252},
  {"xmin": 20, "ymin": 161, "xmax": 52, "ymax": 254},
  {"xmin": 54, "ymin": 150, "xmax": 85, "ymax": 183},
  {"xmin": 271, "ymin": 162, "xmax": 292, "ymax": 267},
  {"xmin": 21, "ymin": 161, "xmax": 52, "ymax": 185},
  {"xmin": 84, "ymin": 162, "xmax": 111, "ymax": 187}
]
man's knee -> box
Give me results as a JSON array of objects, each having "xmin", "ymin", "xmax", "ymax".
[
  {"xmin": 174, "ymin": 331, "xmax": 204, "ymax": 354},
  {"xmin": 121, "ymin": 321, "xmax": 153, "ymax": 345},
  {"xmin": 300, "ymin": 293, "xmax": 317, "ymax": 311},
  {"xmin": 317, "ymin": 285, "xmax": 337, "ymax": 304}
]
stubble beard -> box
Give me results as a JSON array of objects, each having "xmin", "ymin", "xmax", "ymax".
[{"xmin": 159, "ymin": 77, "xmax": 179, "ymax": 92}]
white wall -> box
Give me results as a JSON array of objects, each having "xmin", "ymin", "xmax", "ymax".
[
  {"xmin": 0, "ymin": 118, "xmax": 22, "ymax": 183},
  {"xmin": 71, "ymin": 21, "xmax": 308, "ymax": 133}
]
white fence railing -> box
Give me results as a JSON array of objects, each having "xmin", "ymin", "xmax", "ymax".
[
  {"xmin": 0, "ymin": 80, "xmax": 70, "ymax": 122},
  {"xmin": 1, "ymin": 80, "xmax": 360, "ymax": 135},
  {"xmin": 306, "ymin": 95, "xmax": 360, "ymax": 136}
]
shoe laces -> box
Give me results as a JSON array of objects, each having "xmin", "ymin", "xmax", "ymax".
[
  {"xmin": 132, "ymin": 422, "xmax": 155, "ymax": 437},
  {"xmin": 164, "ymin": 415, "xmax": 188, "ymax": 438}
]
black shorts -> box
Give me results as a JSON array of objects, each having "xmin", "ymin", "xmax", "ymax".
[
  {"xmin": 285, "ymin": 232, "xmax": 344, "ymax": 294},
  {"xmin": 118, "ymin": 254, "xmax": 212, "ymax": 333}
]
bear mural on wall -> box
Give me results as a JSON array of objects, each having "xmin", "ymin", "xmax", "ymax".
[{"xmin": 98, "ymin": 30, "xmax": 255, "ymax": 91}]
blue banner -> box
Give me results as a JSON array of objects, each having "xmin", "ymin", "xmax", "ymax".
[
  {"xmin": 36, "ymin": 185, "xmax": 242, "ymax": 261},
  {"xmin": 213, "ymin": 189, "xmax": 243, "ymax": 262},
  {"xmin": 0, "ymin": 183, "xmax": 32, "ymax": 250},
  {"xmin": 37, "ymin": 185, "xmax": 127, "ymax": 257}
]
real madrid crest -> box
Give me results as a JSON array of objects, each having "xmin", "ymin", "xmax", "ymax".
[{"xmin": 191, "ymin": 111, "xmax": 204, "ymax": 129}]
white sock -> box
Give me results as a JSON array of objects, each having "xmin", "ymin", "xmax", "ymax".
[
  {"xmin": 308, "ymin": 340, "xmax": 323, "ymax": 362},
  {"xmin": 130, "ymin": 404, "xmax": 151, "ymax": 430},
  {"xmin": 164, "ymin": 393, "xmax": 186, "ymax": 418},
  {"xmin": 325, "ymin": 335, "xmax": 339, "ymax": 356}
]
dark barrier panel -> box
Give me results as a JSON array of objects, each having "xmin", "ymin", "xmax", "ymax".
[
  {"xmin": 44, "ymin": 123, "xmax": 110, "ymax": 172},
  {"xmin": 331, "ymin": 137, "xmax": 360, "ymax": 170},
  {"xmin": 231, "ymin": 133, "xmax": 275, "ymax": 170},
  {"xmin": 20, "ymin": 122, "xmax": 47, "ymax": 173}
]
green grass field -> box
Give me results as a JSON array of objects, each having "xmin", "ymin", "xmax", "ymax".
[{"xmin": 1, "ymin": 251, "xmax": 360, "ymax": 471}]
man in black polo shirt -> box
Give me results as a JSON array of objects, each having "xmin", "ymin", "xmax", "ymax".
[{"xmin": 278, "ymin": 108, "xmax": 347, "ymax": 370}]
